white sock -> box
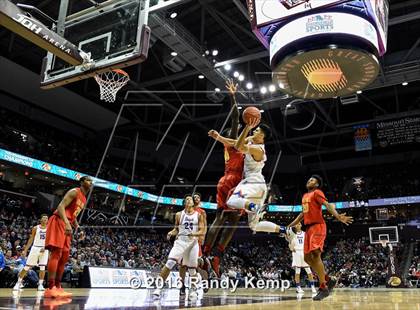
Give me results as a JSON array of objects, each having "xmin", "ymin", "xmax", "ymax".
[
  {"xmin": 17, "ymin": 278, "xmax": 23, "ymax": 283},
  {"xmin": 39, "ymin": 280, "xmax": 43, "ymax": 285},
  {"xmin": 254, "ymin": 221, "xmax": 278, "ymax": 233}
]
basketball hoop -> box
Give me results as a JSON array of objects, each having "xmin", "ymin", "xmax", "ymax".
[{"xmin": 94, "ymin": 69, "xmax": 130, "ymax": 103}]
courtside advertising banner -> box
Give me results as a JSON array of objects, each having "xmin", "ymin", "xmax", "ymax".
[{"xmin": 88, "ymin": 267, "xmax": 147, "ymax": 288}]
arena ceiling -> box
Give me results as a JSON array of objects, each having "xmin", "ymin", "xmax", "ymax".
[{"xmin": 1, "ymin": 0, "xmax": 420, "ymax": 161}]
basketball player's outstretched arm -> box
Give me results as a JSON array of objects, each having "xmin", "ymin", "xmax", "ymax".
[
  {"xmin": 208, "ymin": 130, "xmax": 236, "ymax": 146},
  {"xmin": 287, "ymin": 213, "xmax": 304, "ymax": 228},
  {"xmin": 22, "ymin": 226, "xmax": 36, "ymax": 258},
  {"xmin": 323, "ymin": 201, "xmax": 353, "ymax": 225},
  {"xmin": 226, "ymin": 79, "xmax": 240, "ymax": 139},
  {"xmin": 167, "ymin": 212, "xmax": 181, "ymax": 240},
  {"xmin": 208, "ymin": 130, "xmax": 253, "ymax": 147},
  {"xmin": 56, "ymin": 189, "xmax": 78, "ymax": 235}
]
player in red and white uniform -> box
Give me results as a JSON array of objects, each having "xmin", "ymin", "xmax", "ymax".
[
  {"xmin": 179, "ymin": 192, "xmax": 207, "ymax": 296},
  {"xmin": 13, "ymin": 214, "xmax": 49, "ymax": 291},
  {"xmin": 153, "ymin": 195, "xmax": 205, "ymax": 301},
  {"xmin": 288, "ymin": 175, "xmax": 353, "ymax": 300},
  {"xmin": 204, "ymin": 79, "xmax": 244, "ymax": 277},
  {"xmin": 44, "ymin": 176, "xmax": 92, "ymax": 298}
]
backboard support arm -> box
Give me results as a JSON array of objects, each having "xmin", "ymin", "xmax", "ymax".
[{"xmin": 0, "ymin": 0, "xmax": 85, "ymax": 66}]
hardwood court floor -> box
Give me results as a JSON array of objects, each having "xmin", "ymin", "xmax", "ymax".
[{"xmin": 0, "ymin": 288, "xmax": 419, "ymax": 309}]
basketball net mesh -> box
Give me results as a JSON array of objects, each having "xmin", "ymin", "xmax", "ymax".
[{"xmin": 94, "ymin": 69, "xmax": 130, "ymax": 103}]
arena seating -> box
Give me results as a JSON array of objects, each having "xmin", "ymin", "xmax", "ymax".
[{"xmin": 0, "ymin": 193, "xmax": 410, "ymax": 288}]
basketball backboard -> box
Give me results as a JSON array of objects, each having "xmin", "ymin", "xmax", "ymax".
[
  {"xmin": 369, "ymin": 226, "xmax": 399, "ymax": 244},
  {"xmin": 40, "ymin": 0, "xmax": 151, "ymax": 89}
]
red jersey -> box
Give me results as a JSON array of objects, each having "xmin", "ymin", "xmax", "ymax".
[
  {"xmin": 224, "ymin": 146, "xmax": 244, "ymax": 175},
  {"xmin": 54, "ymin": 187, "xmax": 86, "ymax": 223},
  {"xmin": 302, "ymin": 189, "xmax": 327, "ymax": 225}
]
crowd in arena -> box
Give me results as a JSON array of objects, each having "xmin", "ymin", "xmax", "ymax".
[
  {"xmin": 409, "ymin": 241, "xmax": 420, "ymax": 284},
  {"xmin": 1, "ymin": 193, "xmax": 409, "ymax": 289}
]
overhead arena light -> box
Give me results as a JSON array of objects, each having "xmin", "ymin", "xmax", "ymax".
[
  {"xmin": 238, "ymin": 75, "xmax": 245, "ymax": 81},
  {"xmin": 269, "ymin": 84, "xmax": 276, "ymax": 92},
  {"xmin": 260, "ymin": 86, "xmax": 267, "ymax": 94},
  {"xmin": 233, "ymin": 71, "xmax": 240, "ymax": 78},
  {"xmin": 212, "ymin": 49, "xmax": 219, "ymax": 56},
  {"xmin": 224, "ymin": 64, "xmax": 232, "ymax": 71},
  {"xmin": 246, "ymin": 82, "xmax": 253, "ymax": 89}
]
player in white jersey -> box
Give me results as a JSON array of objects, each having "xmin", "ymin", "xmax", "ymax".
[
  {"xmin": 226, "ymin": 119, "xmax": 285, "ymax": 234},
  {"xmin": 285, "ymin": 222, "xmax": 316, "ymax": 294},
  {"xmin": 153, "ymin": 195, "xmax": 205, "ymax": 301},
  {"xmin": 13, "ymin": 214, "xmax": 49, "ymax": 291}
]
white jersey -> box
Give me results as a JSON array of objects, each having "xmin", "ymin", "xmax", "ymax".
[
  {"xmin": 33, "ymin": 225, "xmax": 47, "ymax": 248},
  {"xmin": 292, "ymin": 231, "xmax": 305, "ymax": 251},
  {"xmin": 243, "ymin": 143, "xmax": 266, "ymax": 180},
  {"xmin": 178, "ymin": 210, "xmax": 199, "ymax": 241}
]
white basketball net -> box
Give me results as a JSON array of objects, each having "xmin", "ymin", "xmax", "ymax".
[{"xmin": 94, "ymin": 69, "xmax": 130, "ymax": 103}]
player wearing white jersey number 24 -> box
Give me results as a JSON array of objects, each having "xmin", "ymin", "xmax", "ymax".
[
  {"xmin": 13, "ymin": 214, "xmax": 49, "ymax": 292},
  {"xmin": 285, "ymin": 222, "xmax": 316, "ymax": 294},
  {"xmin": 153, "ymin": 194, "xmax": 206, "ymax": 302}
]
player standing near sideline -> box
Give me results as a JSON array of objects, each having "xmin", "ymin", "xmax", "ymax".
[
  {"xmin": 153, "ymin": 195, "xmax": 205, "ymax": 301},
  {"xmin": 13, "ymin": 214, "xmax": 49, "ymax": 291},
  {"xmin": 287, "ymin": 175, "xmax": 353, "ymax": 300},
  {"xmin": 179, "ymin": 192, "xmax": 207, "ymax": 295},
  {"xmin": 204, "ymin": 79, "xmax": 244, "ymax": 277},
  {"xmin": 285, "ymin": 222, "xmax": 317, "ymax": 294},
  {"xmin": 44, "ymin": 176, "xmax": 92, "ymax": 298}
]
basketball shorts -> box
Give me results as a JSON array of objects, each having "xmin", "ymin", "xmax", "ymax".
[
  {"xmin": 26, "ymin": 247, "xmax": 49, "ymax": 267},
  {"xmin": 169, "ymin": 237, "xmax": 199, "ymax": 268},
  {"xmin": 232, "ymin": 174, "xmax": 267, "ymax": 206},
  {"xmin": 45, "ymin": 215, "xmax": 72, "ymax": 252},
  {"xmin": 217, "ymin": 173, "xmax": 242, "ymax": 209},
  {"xmin": 292, "ymin": 250, "xmax": 309, "ymax": 268},
  {"xmin": 304, "ymin": 223, "xmax": 327, "ymax": 254}
]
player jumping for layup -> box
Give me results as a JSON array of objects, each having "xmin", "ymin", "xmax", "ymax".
[
  {"xmin": 153, "ymin": 195, "xmax": 206, "ymax": 301},
  {"xmin": 204, "ymin": 79, "xmax": 244, "ymax": 276},
  {"xmin": 44, "ymin": 176, "xmax": 92, "ymax": 298},
  {"xmin": 13, "ymin": 214, "xmax": 49, "ymax": 291},
  {"xmin": 225, "ymin": 118, "xmax": 279, "ymax": 233},
  {"xmin": 288, "ymin": 175, "xmax": 353, "ymax": 300}
]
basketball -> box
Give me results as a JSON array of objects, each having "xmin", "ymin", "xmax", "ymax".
[{"xmin": 242, "ymin": 107, "xmax": 261, "ymax": 126}]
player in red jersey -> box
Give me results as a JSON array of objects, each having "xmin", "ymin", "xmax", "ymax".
[
  {"xmin": 203, "ymin": 79, "xmax": 244, "ymax": 277},
  {"xmin": 287, "ymin": 175, "xmax": 353, "ymax": 300},
  {"xmin": 44, "ymin": 176, "xmax": 92, "ymax": 298}
]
